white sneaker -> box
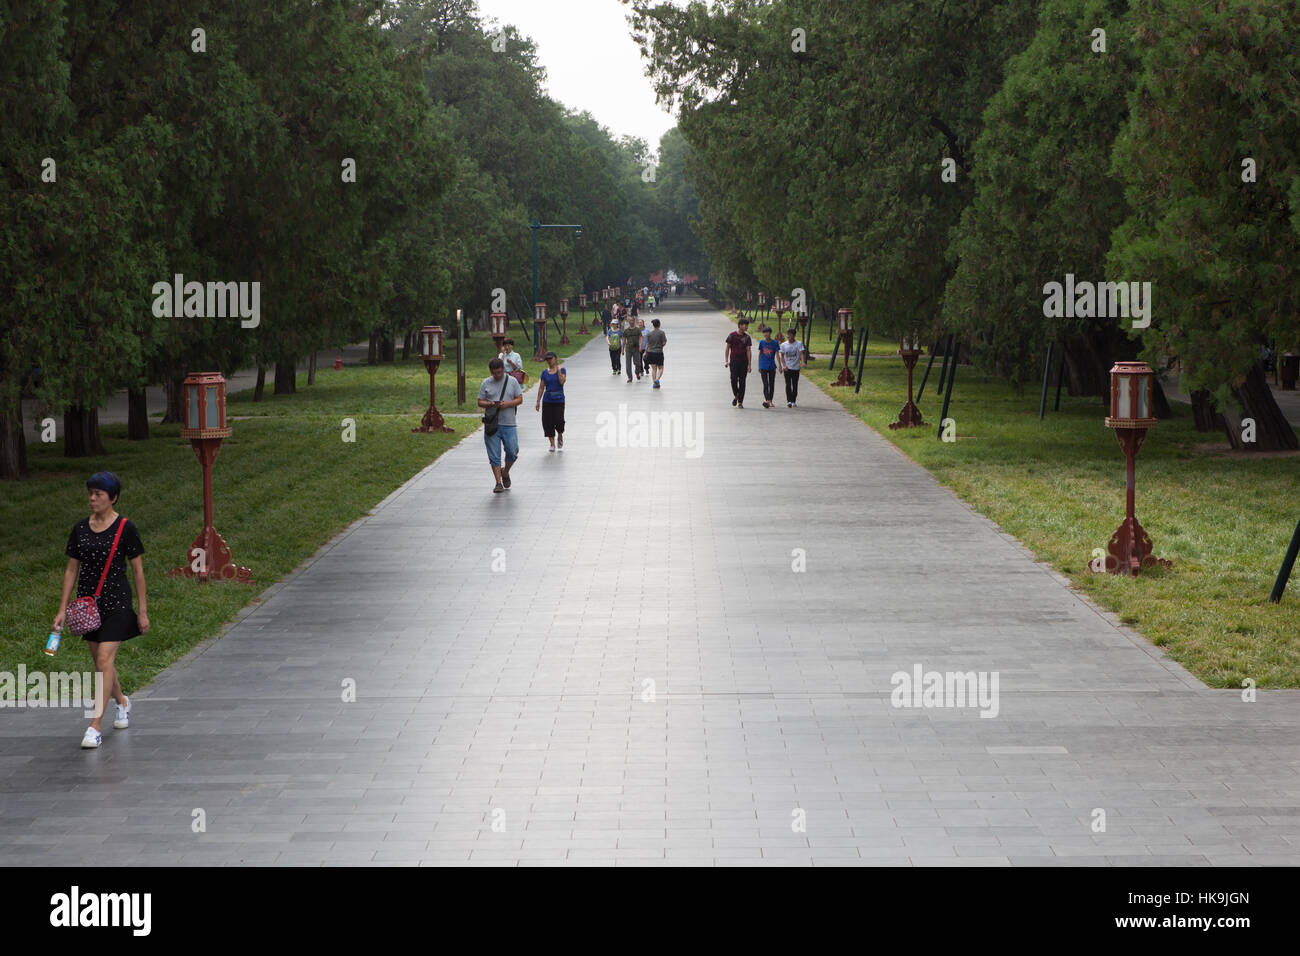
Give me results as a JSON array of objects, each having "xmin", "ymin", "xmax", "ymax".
[
  {"xmin": 81, "ymin": 727, "xmax": 102, "ymax": 749},
  {"xmin": 113, "ymin": 696, "xmax": 131, "ymax": 729}
]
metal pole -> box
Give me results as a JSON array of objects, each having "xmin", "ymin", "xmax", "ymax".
[
  {"xmin": 828, "ymin": 333, "xmax": 842, "ymax": 369},
  {"xmin": 530, "ymin": 219, "xmax": 539, "ymax": 352},
  {"xmin": 1269, "ymin": 517, "xmax": 1300, "ymax": 603},
  {"xmin": 456, "ymin": 309, "xmax": 465, "ymax": 407},
  {"xmin": 853, "ymin": 328, "xmax": 869, "ymax": 394},
  {"xmin": 1038, "ymin": 343, "xmax": 1054, "ymax": 421},
  {"xmin": 916, "ymin": 339, "xmax": 940, "ymax": 403},
  {"xmin": 937, "ymin": 334, "xmax": 954, "ymax": 393},
  {"xmin": 937, "ymin": 339, "xmax": 957, "ymax": 439}
]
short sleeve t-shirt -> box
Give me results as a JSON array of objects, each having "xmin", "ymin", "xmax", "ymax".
[
  {"xmin": 608, "ymin": 327, "xmax": 622, "ymax": 350},
  {"xmin": 478, "ymin": 374, "xmax": 524, "ymax": 426},
  {"xmin": 779, "ymin": 339, "xmax": 803, "ymax": 370},
  {"xmin": 65, "ymin": 516, "xmax": 144, "ymax": 619},
  {"xmin": 500, "ymin": 350, "xmax": 524, "ymax": 374},
  {"xmin": 757, "ymin": 338, "xmax": 780, "ymax": 370},
  {"xmin": 726, "ymin": 331, "xmax": 752, "ymax": 362},
  {"xmin": 540, "ymin": 368, "xmax": 565, "ymax": 404},
  {"xmin": 646, "ymin": 329, "xmax": 667, "ymax": 350}
]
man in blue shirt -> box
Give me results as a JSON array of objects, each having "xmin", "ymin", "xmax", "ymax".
[{"xmin": 757, "ymin": 326, "xmax": 781, "ymax": 408}]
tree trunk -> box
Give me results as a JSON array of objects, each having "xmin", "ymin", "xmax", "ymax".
[
  {"xmin": 254, "ymin": 365, "xmax": 266, "ymax": 402},
  {"xmin": 1190, "ymin": 389, "xmax": 1221, "ymax": 433},
  {"xmin": 367, "ymin": 331, "xmax": 378, "ymax": 365},
  {"xmin": 0, "ymin": 403, "xmax": 29, "ymax": 480},
  {"xmin": 273, "ymin": 360, "xmax": 296, "ymax": 395},
  {"xmin": 127, "ymin": 387, "xmax": 150, "ymax": 440},
  {"xmin": 307, "ymin": 351, "xmax": 316, "ymax": 386},
  {"xmin": 401, "ymin": 331, "xmax": 411, "ymax": 360},
  {"xmin": 63, "ymin": 405, "xmax": 106, "ymax": 458},
  {"xmin": 1220, "ymin": 361, "xmax": 1299, "ymax": 452},
  {"xmin": 1150, "ymin": 377, "xmax": 1172, "ymax": 420},
  {"xmin": 161, "ymin": 375, "xmax": 185, "ymax": 424},
  {"xmin": 380, "ymin": 335, "xmax": 396, "ymax": 362}
]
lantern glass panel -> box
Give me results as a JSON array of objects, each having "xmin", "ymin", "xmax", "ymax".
[
  {"xmin": 1116, "ymin": 374, "xmax": 1132, "ymax": 419},
  {"xmin": 187, "ymin": 386, "xmax": 200, "ymax": 429},
  {"xmin": 1137, "ymin": 376, "xmax": 1149, "ymax": 418},
  {"xmin": 205, "ymin": 386, "xmax": 219, "ymax": 427}
]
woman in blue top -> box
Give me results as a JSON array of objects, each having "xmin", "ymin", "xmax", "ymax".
[
  {"xmin": 757, "ymin": 326, "xmax": 781, "ymax": 408},
  {"xmin": 535, "ymin": 350, "xmax": 567, "ymax": 451}
]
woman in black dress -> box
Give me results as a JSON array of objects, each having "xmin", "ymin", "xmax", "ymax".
[{"xmin": 53, "ymin": 472, "xmax": 149, "ymax": 749}]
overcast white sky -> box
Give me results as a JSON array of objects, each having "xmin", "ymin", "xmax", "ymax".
[{"xmin": 475, "ymin": 0, "xmax": 678, "ymax": 153}]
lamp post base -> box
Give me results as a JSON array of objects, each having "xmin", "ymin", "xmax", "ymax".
[
  {"xmin": 889, "ymin": 401, "xmax": 925, "ymax": 429},
  {"xmin": 168, "ymin": 526, "xmax": 253, "ymax": 583},
  {"xmin": 1099, "ymin": 516, "xmax": 1172, "ymax": 576},
  {"xmin": 413, "ymin": 406, "xmax": 453, "ymax": 433}
]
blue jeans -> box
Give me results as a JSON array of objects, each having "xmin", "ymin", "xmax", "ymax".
[{"xmin": 484, "ymin": 425, "xmax": 519, "ymax": 469}]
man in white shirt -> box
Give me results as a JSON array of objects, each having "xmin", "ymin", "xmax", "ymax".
[{"xmin": 779, "ymin": 327, "xmax": 806, "ymax": 408}]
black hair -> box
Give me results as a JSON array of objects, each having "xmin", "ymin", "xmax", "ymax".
[
  {"xmin": 86, "ymin": 471, "xmax": 121, "ymax": 504},
  {"xmin": 488, "ymin": 358, "xmax": 504, "ymax": 371},
  {"xmin": 651, "ymin": 319, "xmax": 660, "ymax": 328}
]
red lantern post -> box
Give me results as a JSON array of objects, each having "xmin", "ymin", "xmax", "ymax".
[
  {"xmin": 168, "ymin": 372, "xmax": 252, "ymax": 584},
  {"xmin": 490, "ymin": 311, "xmax": 508, "ymax": 359},
  {"xmin": 832, "ymin": 308, "xmax": 856, "ymax": 387},
  {"xmin": 559, "ymin": 298, "xmax": 571, "ymax": 345},
  {"xmin": 413, "ymin": 325, "xmax": 453, "ymax": 434},
  {"xmin": 578, "ymin": 293, "xmax": 590, "ymax": 335},
  {"xmin": 533, "ymin": 303, "xmax": 549, "ymax": 361},
  {"xmin": 889, "ymin": 335, "xmax": 926, "ymax": 429},
  {"xmin": 1096, "ymin": 361, "xmax": 1171, "ymax": 576}
]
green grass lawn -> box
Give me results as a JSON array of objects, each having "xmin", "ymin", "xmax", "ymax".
[
  {"xmin": 1, "ymin": 327, "xmax": 596, "ymax": 695},
  {"xmin": 804, "ymin": 349, "xmax": 1300, "ymax": 688}
]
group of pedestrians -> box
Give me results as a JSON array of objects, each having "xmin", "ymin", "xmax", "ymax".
[
  {"xmin": 724, "ymin": 317, "xmax": 806, "ymax": 409},
  {"xmin": 606, "ymin": 314, "xmax": 667, "ymax": 388}
]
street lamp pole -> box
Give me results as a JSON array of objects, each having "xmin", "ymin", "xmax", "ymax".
[{"xmin": 530, "ymin": 217, "xmax": 582, "ymax": 352}]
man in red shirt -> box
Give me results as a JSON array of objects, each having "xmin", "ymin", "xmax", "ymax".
[{"xmin": 724, "ymin": 318, "xmax": 752, "ymax": 408}]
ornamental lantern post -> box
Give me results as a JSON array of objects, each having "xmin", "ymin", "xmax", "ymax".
[
  {"xmin": 1095, "ymin": 361, "xmax": 1170, "ymax": 576},
  {"xmin": 774, "ymin": 298, "xmax": 788, "ymax": 324},
  {"xmin": 533, "ymin": 302, "xmax": 549, "ymax": 361},
  {"xmin": 578, "ymin": 293, "xmax": 590, "ymax": 335},
  {"xmin": 168, "ymin": 372, "xmax": 252, "ymax": 583},
  {"xmin": 490, "ymin": 311, "xmax": 508, "ymax": 359},
  {"xmin": 889, "ymin": 334, "xmax": 926, "ymax": 430},
  {"xmin": 832, "ymin": 308, "xmax": 856, "ymax": 387},
  {"xmin": 559, "ymin": 298, "xmax": 571, "ymax": 345},
  {"xmin": 413, "ymin": 325, "xmax": 453, "ymax": 434}
]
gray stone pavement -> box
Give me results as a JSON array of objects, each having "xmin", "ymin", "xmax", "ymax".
[{"xmin": 4, "ymin": 293, "xmax": 1299, "ymax": 867}]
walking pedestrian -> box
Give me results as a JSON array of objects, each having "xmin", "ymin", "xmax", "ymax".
[
  {"xmin": 624, "ymin": 317, "xmax": 643, "ymax": 382},
  {"xmin": 645, "ymin": 318, "xmax": 667, "ymax": 388},
  {"xmin": 757, "ymin": 325, "xmax": 780, "ymax": 408},
  {"xmin": 499, "ymin": 338, "xmax": 525, "ymax": 385},
  {"xmin": 478, "ymin": 358, "xmax": 524, "ymax": 493},
  {"xmin": 607, "ymin": 318, "xmax": 623, "ymax": 374},
  {"xmin": 535, "ymin": 350, "xmax": 566, "ymax": 452},
  {"xmin": 724, "ymin": 317, "xmax": 752, "ymax": 408},
  {"xmin": 54, "ymin": 471, "xmax": 148, "ymax": 749},
  {"xmin": 780, "ymin": 326, "xmax": 806, "ymax": 407},
  {"xmin": 638, "ymin": 319, "xmax": 649, "ymax": 380},
  {"xmin": 600, "ymin": 304, "xmax": 611, "ymax": 336}
]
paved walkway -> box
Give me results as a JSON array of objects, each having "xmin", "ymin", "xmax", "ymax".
[{"xmin": 4, "ymin": 294, "xmax": 1299, "ymax": 866}]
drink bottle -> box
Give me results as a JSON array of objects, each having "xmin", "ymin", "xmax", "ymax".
[{"xmin": 45, "ymin": 626, "xmax": 62, "ymax": 656}]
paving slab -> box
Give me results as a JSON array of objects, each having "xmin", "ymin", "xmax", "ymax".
[{"xmin": 4, "ymin": 293, "xmax": 1299, "ymax": 867}]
